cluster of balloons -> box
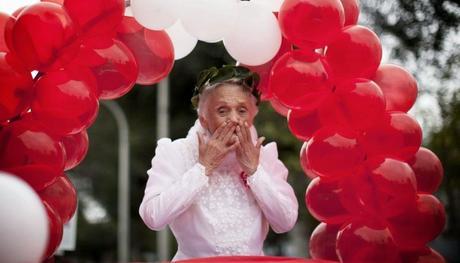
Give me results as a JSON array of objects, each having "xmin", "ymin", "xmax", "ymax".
[
  {"xmin": 0, "ymin": 0, "xmax": 174, "ymax": 260},
  {"xmin": 248, "ymin": 0, "xmax": 445, "ymax": 262},
  {"xmin": 131, "ymin": 0, "xmax": 283, "ymax": 64}
]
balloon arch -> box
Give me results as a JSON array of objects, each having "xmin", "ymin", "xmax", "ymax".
[{"xmin": 0, "ymin": 0, "xmax": 446, "ymax": 262}]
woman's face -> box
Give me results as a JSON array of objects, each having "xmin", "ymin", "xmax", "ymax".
[{"xmin": 199, "ymin": 83, "xmax": 257, "ymax": 135}]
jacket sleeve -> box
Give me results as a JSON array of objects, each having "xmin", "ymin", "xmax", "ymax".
[
  {"xmin": 247, "ymin": 142, "xmax": 299, "ymax": 233},
  {"xmin": 139, "ymin": 138, "xmax": 209, "ymax": 231}
]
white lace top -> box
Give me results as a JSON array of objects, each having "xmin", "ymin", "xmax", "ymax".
[{"xmin": 139, "ymin": 120, "xmax": 298, "ymax": 261}]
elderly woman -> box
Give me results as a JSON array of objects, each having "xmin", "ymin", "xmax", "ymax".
[{"xmin": 139, "ymin": 65, "xmax": 298, "ymax": 261}]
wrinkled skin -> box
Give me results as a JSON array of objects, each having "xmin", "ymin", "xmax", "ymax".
[{"xmin": 197, "ymin": 84, "xmax": 265, "ymax": 176}]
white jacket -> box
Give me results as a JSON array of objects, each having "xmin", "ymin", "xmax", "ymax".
[{"xmin": 139, "ymin": 120, "xmax": 298, "ymax": 261}]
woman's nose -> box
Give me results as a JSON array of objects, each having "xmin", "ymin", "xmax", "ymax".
[{"xmin": 228, "ymin": 112, "xmax": 240, "ymax": 123}]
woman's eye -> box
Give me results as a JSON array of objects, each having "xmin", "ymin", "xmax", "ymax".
[{"xmin": 239, "ymin": 108, "xmax": 247, "ymax": 114}]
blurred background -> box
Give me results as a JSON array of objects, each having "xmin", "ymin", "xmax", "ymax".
[{"xmin": 51, "ymin": 0, "xmax": 460, "ymax": 262}]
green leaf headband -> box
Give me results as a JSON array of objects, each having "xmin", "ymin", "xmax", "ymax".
[{"xmin": 191, "ymin": 65, "xmax": 261, "ymax": 109}]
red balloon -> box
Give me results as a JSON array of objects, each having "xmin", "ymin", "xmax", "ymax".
[
  {"xmin": 338, "ymin": 171, "xmax": 378, "ymax": 218},
  {"xmin": 388, "ymin": 194, "xmax": 446, "ymax": 250},
  {"xmin": 309, "ymin": 223, "xmax": 340, "ymax": 261},
  {"xmin": 300, "ymin": 142, "xmax": 317, "ymax": 179},
  {"xmin": 42, "ymin": 202, "xmax": 64, "ymax": 260},
  {"xmin": 288, "ymin": 108, "xmax": 322, "ymax": 141},
  {"xmin": 279, "ymin": 0, "xmax": 345, "ymax": 49},
  {"xmin": 75, "ymin": 37, "xmax": 138, "ymax": 99},
  {"xmin": 269, "ymin": 98, "xmax": 289, "ymax": 117},
  {"xmin": 245, "ymin": 37, "xmax": 292, "ymax": 100},
  {"xmin": 340, "ymin": 0, "xmax": 359, "ymax": 26},
  {"xmin": 64, "ymin": 0, "xmax": 124, "ymax": 37},
  {"xmin": 0, "ymin": 119, "xmax": 65, "ymax": 190},
  {"xmin": 326, "ymin": 25, "xmax": 382, "ymax": 81},
  {"xmin": 117, "ymin": 16, "xmax": 174, "ymax": 85},
  {"xmin": 11, "ymin": 2, "xmax": 76, "ymax": 71},
  {"xmin": 306, "ymin": 127, "xmax": 365, "ymax": 178},
  {"xmin": 337, "ymin": 221, "xmax": 401, "ymax": 263},
  {"xmin": 372, "ymin": 64, "xmax": 418, "ymax": 112},
  {"xmin": 400, "ymin": 247, "xmax": 446, "ymax": 263},
  {"xmin": 305, "ymin": 177, "xmax": 351, "ymax": 224},
  {"xmin": 367, "ymin": 158, "xmax": 417, "ymax": 218},
  {"xmin": 0, "ymin": 12, "xmax": 15, "ymax": 52},
  {"xmin": 31, "ymin": 67, "xmax": 99, "ymax": 136},
  {"xmin": 270, "ymin": 50, "xmax": 334, "ymax": 111},
  {"xmin": 62, "ymin": 130, "xmax": 89, "ymax": 171},
  {"xmin": 116, "ymin": 15, "xmax": 143, "ymax": 34},
  {"xmin": 359, "ymin": 112, "xmax": 422, "ymax": 161},
  {"xmin": 39, "ymin": 174, "xmax": 77, "ymax": 224},
  {"xmin": 0, "ymin": 52, "xmax": 34, "ymax": 122},
  {"xmin": 408, "ymin": 147, "xmax": 443, "ymax": 194},
  {"xmin": 319, "ymin": 78, "xmax": 386, "ymax": 131}
]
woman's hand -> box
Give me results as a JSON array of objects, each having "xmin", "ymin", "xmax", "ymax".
[
  {"xmin": 198, "ymin": 121, "xmax": 238, "ymax": 176},
  {"xmin": 235, "ymin": 121, "xmax": 265, "ymax": 176}
]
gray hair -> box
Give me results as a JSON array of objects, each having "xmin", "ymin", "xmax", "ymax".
[{"xmin": 196, "ymin": 78, "xmax": 259, "ymax": 117}]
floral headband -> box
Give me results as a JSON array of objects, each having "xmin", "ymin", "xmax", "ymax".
[{"xmin": 191, "ymin": 65, "xmax": 261, "ymax": 109}]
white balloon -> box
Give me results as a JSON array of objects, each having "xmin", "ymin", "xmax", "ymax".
[
  {"xmin": 0, "ymin": 0, "xmax": 40, "ymax": 15},
  {"xmin": 179, "ymin": 0, "xmax": 238, "ymax": 43},
  {"xmin": 124, "ymin": 6, "xmax": 134, "ymax": 17},
  {"xmin": 253, "ymin": 0, "xmax": 285, "ymax": 11},
  {"xmin": 131, "ymin": 0, "xmax": 179, "ymax": 30},
  {"xmin": 224, "ymin": 1, "xmax": 282, "ymax": 66},
  {"xmin": 166, "ymin": 21, "xmax": 198, "ymax": 60},
  {"xmin": 0, "ymin": 172, "xmax": 49, "ymax": 263}
]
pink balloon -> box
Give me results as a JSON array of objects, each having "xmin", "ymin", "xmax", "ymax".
[
  {"xmin": 75, "ymin": 37, "xmax": 138, "ymax": 99},
  {"xmin": 372, "ymin": 64, "xmax": 418, "ymax": 112},
  {"xmin": 359, "ymin": 112, "xmax": 422, "ymax": 161},
  {"xmin": 309, "ymin": 223, "xmax": 340, "ymax": 261},
  {"xmin": 62, "ymin": 130, "xmax": 89, "ymax": 171},
  {"xmin": 326, "ymin": 25, "xmax": 382, "ymax": 82},
  {"xmin": 288, "ymin": 108, "xmax": 322, "ymax": 141},
  {"xmin": 340, "ymin": 0, "xmax": 359, "ymax": 26},
  {"xmin": 270, "ymin": 50, "xmax": 334, "ymax": 111},
  {"xmin": 31, "ymin": 67, "xmax": 99, "ymax": 136},
  {"xmin": 388, "ymin": 194, "xmax": 446, "ymax": 250},
  {"xmin": 0, "ymin": 52, "xmax": 34, "ymax": 122},
  {"xmin": 306, "ymin": 126, "xmax": 365, "ymax": 178},
  {"xmin": 11, "ymin": 2, "xmax": 77, "ymax": 71},
  {"xmin": 337, "ymin": 221, "xmax": 401, "ymax": 263},
  {"xmin": 117, "ymin": 16, "xmax": 174, "ymax": 85},
  {"xmin": 408, "ymin": 147, "xmax": 444, "ymax": 194},
  {"xmin": 42, "ymin": 0, "xmax": 65, "ymax": 4},
  {"xmin": 319, "ymin": 78, "xmax": 386, "ymax": 131},
  {"xmin": 279, "ymin": 0, "xmax": 345, "ymax": 49},
  {"xmin": 305, "ymin": 177, "xmax": 351, "ymax": 224}
]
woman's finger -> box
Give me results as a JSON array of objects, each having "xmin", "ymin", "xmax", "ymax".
[
  {"xmin": 220, "ymin": 121, "xmax": 235, "ymax": 141},
  {"xmin": 212, "ymin": 121, "xmax": 228, "ymax": 140},
  {"xmin": 222, "ymin": 125, "xmax": 236, "ymax": 143},
  {"xmin": 243, "ymin": 121, "xmax": 252, "ymax": 142},
  {"xmin": 226, "ymin": 137, "xmax": 240, "ymax": 152}
]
